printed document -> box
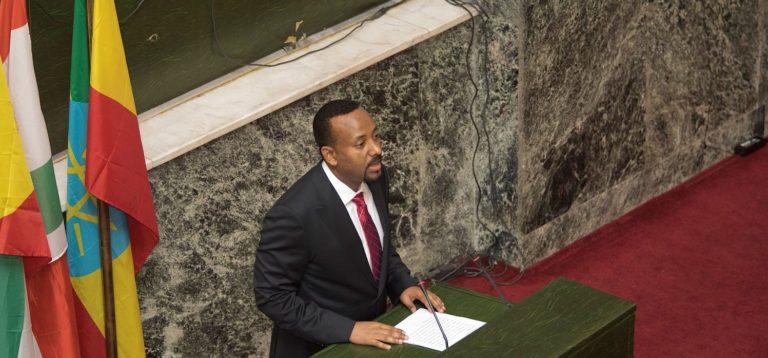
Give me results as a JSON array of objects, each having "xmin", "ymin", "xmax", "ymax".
[{"xmin": 395, "ymin": 308, "xmax": 485, "ymax": 352}]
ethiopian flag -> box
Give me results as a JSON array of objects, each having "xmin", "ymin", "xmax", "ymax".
[
  {"xmin": 1, "ymin": 0, "xmax": 81, "ymax": 356},
  {"xmin": 67, "ymin": 0, "xmax": 159, "ymax": 356}
]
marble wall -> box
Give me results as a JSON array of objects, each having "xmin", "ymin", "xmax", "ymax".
[
  {"xmin": 517, "ymin": 0, "xmax": 767, "ymax": 262},
  {"xmin": 137, "ymin": 0, "xmax": 517, "ymax": 356},
  {"xmin": 134, "ymin": 0, "xmax": 767, "ymax": 356}
]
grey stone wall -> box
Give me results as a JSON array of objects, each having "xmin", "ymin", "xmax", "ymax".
[
  {"xmin": 517, "ymin": 0, "xmax": 768, "ymax": 263},
  {"xmin": 137, "ymin": 1, "xmax": 517, "ymax": 356},
  {"xmin": 134, "ymin": 0, "xmax": 767, "ymax": 356}
]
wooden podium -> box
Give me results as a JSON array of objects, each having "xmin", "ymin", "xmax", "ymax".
[{"xmin": 314, "ymin": 277, "xmax": 636, "ymax": 357}]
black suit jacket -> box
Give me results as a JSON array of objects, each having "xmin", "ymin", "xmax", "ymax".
[{"xmin": 253, "ymin": 162, "xmax": 417, "ymax": 357}]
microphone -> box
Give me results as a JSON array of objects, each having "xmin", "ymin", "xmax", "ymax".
[
  {"xmin": 471, "ymin": 255, "xmax": 514, "ymax": 308},
  {"xmin": 416, "ymin": 276, "xmax": 449, "ymax": 350}
]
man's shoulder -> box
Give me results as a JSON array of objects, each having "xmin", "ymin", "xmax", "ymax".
[{"xmin": 272, "ymin": 162, "xmax": 326, "ymax": 211}]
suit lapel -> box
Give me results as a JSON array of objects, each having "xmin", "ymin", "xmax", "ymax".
[{"xmin": 312, "ymin": 164, "xmax": 378, "ymax": 290}]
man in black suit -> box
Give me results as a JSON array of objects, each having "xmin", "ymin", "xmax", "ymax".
[{"xmin": 254, "ymin": 100, "xmax": 445, "ymax": 357}]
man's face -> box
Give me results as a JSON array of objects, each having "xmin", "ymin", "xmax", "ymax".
[{"xmin": 322, "ymin": 107, "xmax": 383, "ymax": 191}]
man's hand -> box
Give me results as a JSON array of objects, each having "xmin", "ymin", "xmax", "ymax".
[
  {"xmin": 349, "ymin": 321, "xmax": 408, "ymax": 350},
  {"xmin": 399, "ymin": 286, "xmax": 446, "ymax": 313}
]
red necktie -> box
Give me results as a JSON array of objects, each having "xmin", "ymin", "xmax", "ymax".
[{"xmin": 352, "ymin": 192, "xmax": 382, "ymax": 283}]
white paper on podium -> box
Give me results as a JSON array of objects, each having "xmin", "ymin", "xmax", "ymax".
[{"xmin": 394, "ymin": 308, "xmax": 486, "ymax": 352}]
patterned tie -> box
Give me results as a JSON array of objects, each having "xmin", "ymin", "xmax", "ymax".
[{"xmin": 352, "ymin": 192, "xmax": 382, "ymax": 283}]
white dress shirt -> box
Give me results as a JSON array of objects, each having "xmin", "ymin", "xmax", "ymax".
[{"xmin": 321, "ymin": 161, "xmax": 384, "ymax": 271}]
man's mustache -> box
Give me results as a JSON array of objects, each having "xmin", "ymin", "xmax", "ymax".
[{"xmin": 367, "ymin": 155, "xmax": 382, "ymax": 167}]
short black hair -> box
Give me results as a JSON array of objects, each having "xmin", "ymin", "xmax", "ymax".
[{"xmin": 313, "ymin": 99, "xmax": 361, "ymax": 149}]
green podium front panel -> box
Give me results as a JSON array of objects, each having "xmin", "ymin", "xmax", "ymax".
[
  {"xmin": 314, "ymin": 283, "xmax": 512, "ymax": 357},
  {"xmin": 445, "ymin": 278, "xmax": 636, "ymax": 357},
  {"xmin": 315, "ymin": 278, "xmax": 636, "ymax": 357}
]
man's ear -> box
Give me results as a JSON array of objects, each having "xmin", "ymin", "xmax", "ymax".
[{"xmin": 320, "ymin": 146, "xmax": 337, "ymax": 167}]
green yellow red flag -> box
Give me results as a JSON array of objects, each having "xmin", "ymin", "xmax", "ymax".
[{"xmin": 66, "ymin": 0, "xmax": 159, "ymax": 356}]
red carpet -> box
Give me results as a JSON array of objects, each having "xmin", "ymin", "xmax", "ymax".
[{"xmin": 451, "ymin": 146, "xmax": 768, "ymax": 357}]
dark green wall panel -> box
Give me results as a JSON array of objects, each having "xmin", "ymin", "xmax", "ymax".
[{"xmin": 29, "ymin": 0, "xmax": 387, "ymax": 153}]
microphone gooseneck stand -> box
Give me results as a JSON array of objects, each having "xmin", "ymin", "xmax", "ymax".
[{"xmin": 417, "ymin": 278, "xmax": 449, "ymax": 350}]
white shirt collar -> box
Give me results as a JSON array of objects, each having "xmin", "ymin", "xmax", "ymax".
[{"xmin": 321, "ymin": 161, "xmax": 368, "ymax": 204}]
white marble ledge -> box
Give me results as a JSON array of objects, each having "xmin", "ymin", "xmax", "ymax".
[{"xmin": 53, "ymin": 0, "xmax": 474, "ymax": 211}]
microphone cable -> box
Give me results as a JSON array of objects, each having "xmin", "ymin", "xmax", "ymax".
[
  {"xmin": 211, "ymin": 0, "xmax": 406, "ymax": 68},
  {"xmin": 443, "ymin": 0, "xmax": 529, "ymax": 277},
  {"xmin": 416, "ymin": 278, "xmax": 449, "ymax": 350},
  {"xmin": 471, "ymin": 256, "xmax": 513, "ymax": 308}
]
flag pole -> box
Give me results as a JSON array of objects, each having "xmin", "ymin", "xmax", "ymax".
[
  {"xmin": 97, "ymin": 200, "xmax": 118, "ymax": 358},
  {"xmin": 86, "ymin": 0, "xmax": 93, "ymax": 39}
]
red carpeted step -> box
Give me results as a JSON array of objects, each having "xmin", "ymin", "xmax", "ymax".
[{"xmin": 452, "ymin": 146, "xmax": 768, "ymax": 357}]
